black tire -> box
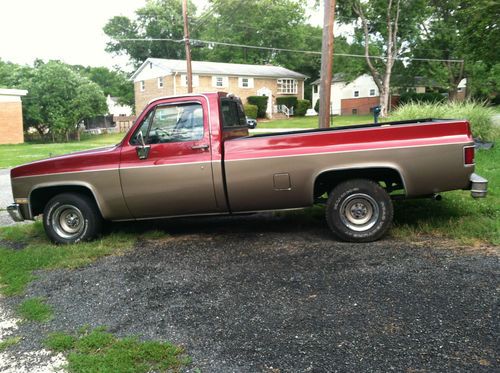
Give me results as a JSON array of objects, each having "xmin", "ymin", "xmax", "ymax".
[
  {"xmin": 43, "ymin": 193, "xmax": 103, "ymax": 244},
  {"xmin": 326, "ymin": 179, "xmax": 393, "ymax": 242}
]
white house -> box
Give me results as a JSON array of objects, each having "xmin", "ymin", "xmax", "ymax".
[
  {"xmin": 106, "ymin": 95, "xmax": 133, "ymax": 116},
  {"xmin": 311, "ymin": 74, "xmax": 380, "ymax": 115}
]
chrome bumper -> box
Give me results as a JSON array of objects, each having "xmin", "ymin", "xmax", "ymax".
[
  {"xmin": 470, "ymin": 173, "xmax": 488, "ymax": 198},
  {"xmin": 7, "ymin": 203, "xmax": 25, "ymax": 222}
]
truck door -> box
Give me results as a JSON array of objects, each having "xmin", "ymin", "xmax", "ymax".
[{"xmin": 119, "ymin": 98, "xmax": 219, "ymax": 219}]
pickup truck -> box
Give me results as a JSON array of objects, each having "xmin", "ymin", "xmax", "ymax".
[{"xmin": 8, "ymin": 92, "xmax": 488, "ymax": 244}]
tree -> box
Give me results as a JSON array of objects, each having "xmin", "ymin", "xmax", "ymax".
[
  {"xmin": 104, "ymin": 0, "xmax": 196, "ymax": 66},
  {"xmin": 23, "ymin": 61, "xmax": 107, "ymax": 141},
  {"xmin": 337, "ymin": 0, "xmax": 427, "ymax": 116}
]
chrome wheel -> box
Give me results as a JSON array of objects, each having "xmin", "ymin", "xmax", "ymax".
[
  {"xmin": 339, "ymin": 193, "xmax": 379, "ymax": 232},
  {"xmin": 51, "ymin": 204, "xmax": 85, "ymax": 240}
]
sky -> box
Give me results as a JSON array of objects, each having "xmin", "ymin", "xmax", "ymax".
[{"xmin": 0, "ymin": 0, "xmax": 330, "ymax": 72}]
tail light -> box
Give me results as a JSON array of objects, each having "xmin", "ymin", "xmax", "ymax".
[{"xmin": 464, "ymin": 146, "xmax": 475, "ymax": 166}]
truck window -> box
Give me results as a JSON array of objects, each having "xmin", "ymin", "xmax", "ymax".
[
  {"xmin": 130, "ymin": 110, "xmax": 154, "ymax": 145},
  {"xmin": 147, "ymin": 103, "xmax": 204, "ymax": 144},
  {"xmin": 221, "ymin": 99, "xmax": 247, "ymax": 128}
]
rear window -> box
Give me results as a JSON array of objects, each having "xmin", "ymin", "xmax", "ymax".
[{"xmin": 221, "ymin": 98, "xmax": 247, "ymax": 128}]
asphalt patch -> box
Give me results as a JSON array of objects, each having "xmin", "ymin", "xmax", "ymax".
[{"xmin": 7, "ymin": 215, "xmax": 500, "ymax": 372}]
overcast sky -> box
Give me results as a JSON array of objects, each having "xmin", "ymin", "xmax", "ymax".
[{"xmin": 0, "ymin": 0, "xmax": 328, "ymax": 72}]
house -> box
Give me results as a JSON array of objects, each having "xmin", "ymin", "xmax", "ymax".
[
  {"xmin": 131, "ymin": 58, "xmax": 308, "ymax": 117},
  {"xmin": 311, "ymin": 74, "xmax": 389, "ymax": 116},
  {"xmin": 0, "ymin": 88, "xmax": 28, "ymax": 144}
]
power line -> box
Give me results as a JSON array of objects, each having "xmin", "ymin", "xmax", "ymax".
[{"xmin": 116, "ymin": 37, "xmax": 464, "ymax": 63}]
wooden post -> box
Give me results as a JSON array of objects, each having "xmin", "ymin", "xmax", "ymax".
[
  {"xmin": 318, "ymin": 0, "xmax": 336, "ymax": 128},
  {"xmin": 182, "ymin": 0, "xmax": 193, "ymax": 93}
]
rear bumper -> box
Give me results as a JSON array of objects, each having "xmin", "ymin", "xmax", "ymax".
[
  {"xmin": 469, "ymin": 173, "xmax": 488, "ymax": 198},
  {"xmin": 7, "ymin": 203, "xmax": 25, "ymax": 222}
]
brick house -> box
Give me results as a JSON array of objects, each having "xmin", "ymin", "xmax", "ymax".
[
  {"xmin": 131, "ymin": 58, "xmax": 308, "ymax": 117},
  {"xmin": 0, "ymin": 88, "xmax": 28, "ymax": 144}
]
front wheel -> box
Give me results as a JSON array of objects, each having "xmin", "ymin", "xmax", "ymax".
[
  {"xmin": 43, "ymin": 193, "xmax": 103, "ymax": 244},
  {"xmin": 326, "ymin": 179, "xmax": 393, "ymax": 242}
]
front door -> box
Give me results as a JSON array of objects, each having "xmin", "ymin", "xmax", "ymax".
[{"xmin": 119, "ymin": 97, "xmax": 218, "ymax": 219}]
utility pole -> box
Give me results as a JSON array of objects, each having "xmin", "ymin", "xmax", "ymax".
[
  {"xmin": 182, "ymin": 0, "xmax": 193, "ymax": 93},
  {"xmin": 318, "ymin": 0, "xmax": 336, "ymax": 128}
]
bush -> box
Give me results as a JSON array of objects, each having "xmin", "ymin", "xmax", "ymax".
[
  {"xmin": 276, "ymin": 96, "xmax": 298, "ymax": 109},
  {"xmin": 243, "ymin": 104, "xmax": 258, "ymax": 119},
  {"xmin": 247, "ymin": 96, "xmax": 268, "ymax": 118},
  {"xmin": 399, "ymin": 92, "xmax": 445, "ymax": 105},
  {"xmin": 314, "ymin": 99, "xmax": 320, "ymax": 113},
  {"xmin": 295, "ymin": 99, "xmax": 311, "ymax": 116},
  {"xmin": 390, "ymin": 101, "xmax": 498, "ymax": 140}
]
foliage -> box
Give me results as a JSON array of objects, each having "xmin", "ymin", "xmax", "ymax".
[
  {"xmin": 22, "ymin": 61, "xmax": 107, "ymax": 140},
  {"xmin": 258, "ymin": 114, "xmax": 375, "ymax": 129},
  {"xmin": 0, "ymin": 337, "xmax": 21, "ymax": 351},
  {"xmin": 0, "ymin": 221, "xmax": 135, "ymax": 295},
  {"xmin": 295, "ymin": 99, "xmax": 311, "ymax": 116},
  {"xmin": 103, "ymin": 0, "xmax": 196, "ymax": 67},
  {"xmin": 17, "ymin": 297, "xmax": 53, "ymax": 322},
  {"xmin": 247, "ymin": 96, "xmax": 268, "ymax": 118},
  {"xmin": 314, "ymin": 99, "xmax": 320, "ymax": 113},
  {"xmin": 390, "ymin": 101, "xmax": 497, "ymax": 140},
  {"xmin": 44, "ymin": 327, "xmax": 189, "ymax": 373},
  {"xmin": 243, "ymin": 104, "xmax": 258, "ymax": 119},
  {"xmin": 398, "ymin": 92, "xmax": 445, "ymax": 105},
  {"xmin": 276, "ymin": 97, "xmax": 298, "ymax": 109}
]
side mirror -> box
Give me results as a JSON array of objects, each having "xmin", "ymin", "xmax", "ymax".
[{"xmin": 135, "ymin": 131, "xmax": 151, "ymax": 160}]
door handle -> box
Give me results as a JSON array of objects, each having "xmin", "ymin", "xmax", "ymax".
[{"xmin": 191, "ymin": 144, "xmax": 209, "ymax": 151}]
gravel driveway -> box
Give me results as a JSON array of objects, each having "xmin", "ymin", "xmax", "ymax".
[
  {"xmin": 4, "ymin": 215, "xmax": 498, "ymax": 372},
  {"xmin": 0, "ymin": 169, "xmax": 15, "ymax": 226}
]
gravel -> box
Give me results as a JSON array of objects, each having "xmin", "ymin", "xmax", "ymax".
[{"xmin": 3, "ymin": 215, "xmax": 499, "ymax": 372}]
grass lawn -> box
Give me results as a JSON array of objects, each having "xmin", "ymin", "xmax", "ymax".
[
  {"xmin": 258, "ymin": 114, "xmax": 375, "ymax": 128},
  {"xmin": 0, "ymin": 132, "xmax": 125, "ymax": 168}
]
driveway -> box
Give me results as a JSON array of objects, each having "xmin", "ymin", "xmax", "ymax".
[
  {"xmin": 0, "ymin": 169, "xmax": 14, "ymax": 226},
  {"xmin": 4, "ymin": 216, "xmax": 498, "ymax": 372}
]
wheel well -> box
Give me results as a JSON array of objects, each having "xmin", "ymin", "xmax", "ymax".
[
  {"xmin": 30, "ymin": 185, "xmax": 98, "ymax": 217},
  {"xmin": 314, "ymin": 167, "xmax": 405, "ymax": 199}
]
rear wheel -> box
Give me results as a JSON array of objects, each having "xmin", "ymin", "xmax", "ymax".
[
  {"xmin": 326, "ymin": 179, "xmax": 393, "ymax": 242},
  {"xmin": 43, "ymin": 193, "xmax": 103, "ymax": 244}
]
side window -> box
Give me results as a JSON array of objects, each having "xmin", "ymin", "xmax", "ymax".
[
  {"xmin": 130, "ymin": 110, "xmax": 154, "ymax": 145},
  {"xmin": 147, "ymin": 103, "xmax": 204, "ymax": 144},
  {"xmin": 221, "ymin": 99, "xmax": 247, "ymax": 128}
]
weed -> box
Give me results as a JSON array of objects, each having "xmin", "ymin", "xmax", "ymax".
[
  {"xmin": 17, "ymin": 297, "xmax": 53, "ymax": 322},
  {"xmin": 0, "ymin": 336, "xmax": 21, "ymax": 351}
]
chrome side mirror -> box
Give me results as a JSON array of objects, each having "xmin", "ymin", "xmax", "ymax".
[{"xmin": 135, "ymin": 131, "xmax": 151, "ymax": 160}]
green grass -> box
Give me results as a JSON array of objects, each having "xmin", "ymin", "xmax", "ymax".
[
  {"xmin": 258, "ymin": 114, "xmax": 375, "ymax": 128},
  {"xmin": 17, "ymin": 297, "xmax": 53, "ymax": 322},
  {"xmin": 0, "ymin": 132, "xmax": 124, "ymax": 168},
  {"xmin": 0, "ymin": 222, "xmax": 136, "ymax": 296},
  {"xmin": 45, "ymin": 327, "xmax": 189, "ymax": 373},
  {"xmin": 0, "ymin": 336, "xmax": 21, "ymax": 351}
]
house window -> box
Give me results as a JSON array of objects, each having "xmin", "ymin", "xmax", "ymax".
[
  {"xmin": 158, "ymin": 77, "xmax": 164, "ymax": 89},
  {"xmin": 238, "ymin": 77, "xmax": 254, "ymax": 88},
  {"xmin": 352, "ymin": 109, "xmax": 358, "ymax": 115},
  {"xmin": 180, "ymin": 74, "xmax": 199, "ymax": 87},
  {"xmin": 457, "ymin": 87, "xmax": 463, "ymax": 92},
  {"xmin": 277, "ymin": 79, "xmax": 298, "ymax": 94},
  {"xmin": 369, "ymin": 89, "xmax": 375, "ymax": 96},
  {"xmin": 140, "ymin": 81, "xmax": 145, "ymax": 92},
  {"xmin": 354, "ymin": 90, "xmax": 359, "ymax": 98},
  {"xmin": 212, "ymin": 76, "xmax": 228, "ymax": 88}
]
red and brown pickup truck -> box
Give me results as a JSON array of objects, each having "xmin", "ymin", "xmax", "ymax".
[{"xmin": 8, "ymin": 92, "xmax": 488, "ymax": 243}]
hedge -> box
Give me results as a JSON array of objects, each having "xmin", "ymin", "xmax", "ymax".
[
  {"xmin": 243, "ymin": 104, "xmax": 258, "ymax": 119},
  {"xmin": 276, "ymin": 96, "xmax": 298, "ymax": 109},
  {"xmin": 399, "ymin": 92, "xmax": 445, "ymax": 105},
  {"xmin": 247, "ymin": 96, "xmax": 268, "ymax": 118},
  {"xmin": 295, "ymin": 99, "xmax": 311, "ymax": 116}
]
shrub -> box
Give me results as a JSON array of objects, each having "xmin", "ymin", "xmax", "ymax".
[
  {"xmin": 390, "ymin": 101, "xmax": 498, "ymax": 140},
  {"xmin": 399, "ymin": 92, "xmax": 445, "ymax": 105},
  {"xmin": 295, "ymin": 99, "xmax": 311, "ymax": 116},
  {"xmin": 243, "ymin": 104, "xmax": 258, "ymax": 119},
  {"xmin": 276, "ymin": 96, "xmax": 298, "ymax": 109},
  {"xmin": 247, "ymin": 96, "xmax": 268, "ymax": 118},
  {"xmin": 314, "ymin": 99, "xmax": 320, "ymax": 113}
]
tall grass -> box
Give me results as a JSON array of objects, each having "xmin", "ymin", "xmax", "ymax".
[{"xmin": 391, "ymin": 101, "xmax": 498, "ymax": 140}]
